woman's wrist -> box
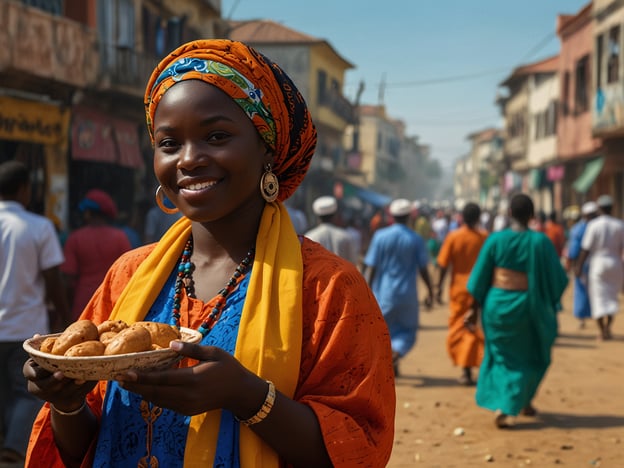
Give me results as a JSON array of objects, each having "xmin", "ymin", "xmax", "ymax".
[
  {"xmin": 50, "ymin": 400, "xmax": 86, "ymax": 416},
  {"xmin": 236, "ymin": 380, "xmax": 275, "ymax": 426}
]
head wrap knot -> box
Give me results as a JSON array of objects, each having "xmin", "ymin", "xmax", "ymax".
[{"xmin": 144, "ymin": 39, "xmax": 317, "ymax": 201}]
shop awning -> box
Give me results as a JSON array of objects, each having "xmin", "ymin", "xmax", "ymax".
[
  {"xmin": 573, "ymin": 157, "xmax": 604, "ymax": 193},
  {"xmin": 341, "ymin": 182, "xmax": 392, "ymax": 208}
]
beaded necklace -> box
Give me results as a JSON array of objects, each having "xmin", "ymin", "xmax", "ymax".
[{"xmin": 172, "ymin": 236, "xmax": 255, "ymax": 337}]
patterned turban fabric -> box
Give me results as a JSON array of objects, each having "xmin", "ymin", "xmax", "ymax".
[{"xmin": 144, "ymin": 39, "xmax": 317, "ymax": 201}]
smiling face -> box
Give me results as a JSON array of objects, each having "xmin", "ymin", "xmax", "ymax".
[{"xmin": 152, "ymin": 79, "xmax": 272, "ymax": 223}]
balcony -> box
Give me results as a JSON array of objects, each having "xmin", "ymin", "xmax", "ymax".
[
  {"xmin": 0, "ymin": 1, "xmax": 99, "ymax": 88},
  {"xmin": 318, "ymin": 88, "xmax": 357, "ymax": 126},
  {"xmin": 97, "ymin": 44, "xmax": 159, "ymax": 97}
]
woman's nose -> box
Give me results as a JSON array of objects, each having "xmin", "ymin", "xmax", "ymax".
[{"xmin": 177, "ymin": 141, "xmax": 208, "ymax": 169}]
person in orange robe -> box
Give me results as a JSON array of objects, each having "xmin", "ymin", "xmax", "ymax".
[
  {"xmin": 436, "ymin": 202, "xmax": 487, "ymax": 385},
  {"xmin": 544, "ymin": 211, "xmax": 566, "ymax": 258}
]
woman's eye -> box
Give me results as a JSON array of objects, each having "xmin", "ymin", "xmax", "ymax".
[
  {"xmin": 207, "ymin": 131, "xmax": 230, "ymax": 142},
  {"xmin": 157, "ymin": 138, "xmax": 178, "ymax": 149}
]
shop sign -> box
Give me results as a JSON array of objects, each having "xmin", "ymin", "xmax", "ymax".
[
  {"xmin": 72, "ymin": 106, "xmax": 144, "ymax": 169},
  {"xmin": 0, "ymin": 96, "xmax": 69, "ymax": 145}
]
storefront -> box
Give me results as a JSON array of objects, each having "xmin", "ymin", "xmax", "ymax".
[
  {"xmin": 0, "ymin": 94, "xmax": 70, "ymax": 228},
  {"xmin": 67, "ymin": 105, "xmax": 146, "ymax": 230}
]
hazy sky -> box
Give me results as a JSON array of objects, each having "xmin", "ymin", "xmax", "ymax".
[{"xmin": 222, "ymin": 0, "xmax": 589, "ymax": 169}]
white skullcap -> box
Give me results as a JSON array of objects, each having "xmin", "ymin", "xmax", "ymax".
[
  {"xmin": 582, "ymin": 201, "xmax": 598, "ymax": 215},
  {"xmin": 312, "ymin": 196, "xmax": 338, "ymax": 216},
  {"xmin": 597, "ymin": 194, "xmax": 613, "ymax": 208},
  {"xmin": 389, "ymin": 198, "xmax": 412, "ymax": 217}
]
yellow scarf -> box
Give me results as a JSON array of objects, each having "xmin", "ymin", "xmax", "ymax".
[{"xmin": 109, "ymin": 202, "xmax": 303, "ymax": 466}]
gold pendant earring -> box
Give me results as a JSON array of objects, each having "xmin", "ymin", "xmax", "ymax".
[
  {"xmin": 260, "ymin": 164, "xmax": 279, "ymax": 202},
  {"xmin": 155, "ymin": 186, "xmax": 179, "ymax": 214}
]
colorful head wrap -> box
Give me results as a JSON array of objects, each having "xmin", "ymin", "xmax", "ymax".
[{"xmin": 144, "ymin": 39, "xmax": 317, "ymax": 201}]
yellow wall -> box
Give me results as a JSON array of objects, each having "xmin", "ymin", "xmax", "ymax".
[{"xmin": 308, "ymin": 43, "xmax": 353, "ymax": 131}]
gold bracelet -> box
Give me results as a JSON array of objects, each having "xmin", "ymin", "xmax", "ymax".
[
  {"xmin": 50, "ymin": 401, "xmax": 86, "ymax": 416},
  {"xmin": 238, "ymin": 380, "xmax": 276, "ymax": 426}
]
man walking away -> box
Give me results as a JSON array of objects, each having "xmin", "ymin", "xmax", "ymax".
[
  {"xmin": 305, "ymin": 196, "xmax": 358, "ymax": 264},
  {"xmin": 575, "ymin": 195, "xmax": 624, "ymax": 340},
  {"xmin": 566, "ymin": 202, "xmax": 598, "ymax": 329},
  {"xmin": 363, "ymin": 198, "xmax": 434, "ymax": 376}
]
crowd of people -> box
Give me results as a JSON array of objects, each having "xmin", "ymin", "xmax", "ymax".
[{"xmin": 1, "ymin": 37, "xmax": 623, "ymax": 467}]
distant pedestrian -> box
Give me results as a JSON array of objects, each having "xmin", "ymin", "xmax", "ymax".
[
  {"xmin": 431, "ymin": 209, "xmax": 449, "ymax": 244},
  {"xmin": 575, "ymin": 195, "xmax": 624, "ymax": 340},
  {"xmin": 143, "ymin": 190, "xmax": 183, "ymax": 244},
  {"xmin": 305, "ymin": 195, "xmax": 358, "ymax": 264},
  {"xmin": 566, "ymin": 202, "xmax": 598, "ymax": 329},
  {"xmin": 363, "ymin": 198, "xmax": 435, "ymax": 376},
  {"xmin": 61, "ymin": 189, "xmax": 132, "ymax": 319},
  {"xmin": 436, "ymin": 202, "xmax": 487, "ymax": 386},
  {"xmin": 544, "ymin": 211, "xmax": 565, "ymax": 258},
  {"xmin": 467, "ymin": 193, "xmax": 568, "ymax": 429},
  {"xmin": 0, "ymin": 160, "xmax": 69, "ymax": 465}
]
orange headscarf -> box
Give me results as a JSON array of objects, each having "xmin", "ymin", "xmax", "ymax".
[{"xmin": 144, "ymin": 39, "xmax": 317, "ymax": 201}]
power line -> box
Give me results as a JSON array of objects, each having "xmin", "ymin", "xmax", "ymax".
[
  {"xmin": 359, "ymin": 30, "xmax": 560, "ymax": 91},
  {"xmin": 383, "ymin": 67, "xmax": 510, "ymax": 88}
]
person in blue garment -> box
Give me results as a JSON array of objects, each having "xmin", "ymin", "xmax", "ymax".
[
  {"xmin": 363, "ymin": 198, "xmax": 434, "ymax": 376},
  {"xmin": 467, "ymin": 193, "xmax": 568, "ymax": 429},
  {"xmin": 566, "ymin": 201, "xmax": 598, "ymax": 328}
]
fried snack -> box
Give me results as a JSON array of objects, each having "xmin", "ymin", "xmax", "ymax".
[
  {"xmin": 97, "ymin": 320, "xmax": 128, "ymax": 336},
  {"xmin": 64, "ymin": 340, "xmax": 106, "ymax": 357},
  {"xmin": 104, "ymin": 326, "xmax": 152, "ymax": 355},
  {"xmin": 51, "ymin": 320, "xmax": 99, "ymax": 356},
  {"xmin": 99, "ymin": 331, "xmax": 119, "ymax": 346},
  {"xmin": 39, "ymin": 336, "xmax": 57, "ymax": 353},
  {"xmin": 132, "ymin": 321, "xmax": 181, "ymax": 348}
]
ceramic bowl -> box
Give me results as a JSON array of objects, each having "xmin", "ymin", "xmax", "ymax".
[{"xmin": 23, "ymin": 327, "xmax": 202, "ymax": 381}]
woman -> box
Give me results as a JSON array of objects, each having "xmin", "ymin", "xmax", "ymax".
[
  {"xmin": 24, "ymin": 40, "xmax": 395, "ymax": 467},
  {"xmin": 467, "ymin": 194, "xmax": 567, "ymax": 429},
  {"xmin": 61, "ymin": 189, "xmax": 132, "ymax": 320},
  {"xmin": 436, "ymin": 202, "xmax": 487, "ymax": 386}
]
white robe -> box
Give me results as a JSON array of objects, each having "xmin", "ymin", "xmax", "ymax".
[{"xmin": 581, "ymin": 215, "xmax": 624, "ymax": 318}]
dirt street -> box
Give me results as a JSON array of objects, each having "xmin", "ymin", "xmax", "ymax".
[{"xmin": 388, "ymin": 280, "xmax": 624, "ymax": 467}]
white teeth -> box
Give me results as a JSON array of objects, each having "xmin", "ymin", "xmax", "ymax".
[{"xmin": 185, "ymin": 181, "xmax": 216, "ymax": 191}]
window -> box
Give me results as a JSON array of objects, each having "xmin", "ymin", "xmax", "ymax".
[
  {"xmin": 317, "ymin": 70, "xmax": 327, "ymax": 104},
  {"xmin": 561, "ymin": 71, "xmax": 570, "ymax": 116},
  {"xmin": 607, "ymin": 26, "xmax": 620, "ymax": 83},
  {"xmin": 575, "ymin": 55, "xmax": 589, "ymax": 113},
  {"xmin": 596, "ymin": 34, "xmax": 603, "ymax": 89}
]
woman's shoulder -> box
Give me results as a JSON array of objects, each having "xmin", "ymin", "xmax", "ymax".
[
  {"xmin": 108, "ymin": 243, "xmax": 157, "ymax": 278},
  {"xmin": 301, "ymin": 237, "xmax": 363, "ymax": 283}
]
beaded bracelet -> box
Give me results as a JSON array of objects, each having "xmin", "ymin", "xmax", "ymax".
[
  {"xmin": 238, "ymin": 380, "xmax": 276, "ymax": 426},
  {"xmin": 50, "ymin": 401, "xmax": 86, "ymax": 416}
]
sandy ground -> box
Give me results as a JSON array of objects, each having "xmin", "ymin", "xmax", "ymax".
[{"xmin": 388, "ymin": 277, "xmax": 624, "ymax": 467}]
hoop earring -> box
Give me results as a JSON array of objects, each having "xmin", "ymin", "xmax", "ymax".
[
  {"xmin": 260, "ymin": 164, "xmax": 279, "ymax": 202},
  {"xmin": 155, "ymin": 186, "xmax": 179, "ymax": 214}
]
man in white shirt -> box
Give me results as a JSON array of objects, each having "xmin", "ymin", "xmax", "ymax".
[
  {"xmin": 575, "ymin": 194, "xmax": 624, "ymax": 340},
  {"xmin": 0, "ymin": 160, "xmax": 69, "ymax": 464},
  {"xmin": 305, "ymin": 196, "xmax": 358, "ymax": 264}
]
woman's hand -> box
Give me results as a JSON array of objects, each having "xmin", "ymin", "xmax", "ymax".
[
  {"xmin": 23, "ymin": 358, "xmax": 97, "ymax": 412},
  {"xmin": 463, "ymin": 307, "xmax": 479, "ymax": 333},
  {"xmin": 115, "ymin": 341, "xmax": 266, "ymax": 418}
]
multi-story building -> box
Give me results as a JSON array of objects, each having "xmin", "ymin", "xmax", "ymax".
[
  {"xmin": 463, "ymin": 128, "xmax": 504, "ymax": 210},
  {"xmin": 592, "ymin": 0, "xmax": 624, "ymax": 216},
  {"xmin": 557, "ymin": 2, "xmax": 603, "ymax": 209},
  {"xmin": 0, "ymin": 0, "xmax": 222, "ymax": 233},
  {"xmin": 498, "ymin": 55, "xmax": 559, "ymax": 213}
]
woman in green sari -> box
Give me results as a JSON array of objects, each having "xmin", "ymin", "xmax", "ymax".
[{"xmin": 467, "ymin": 193, "xmax": 568, "ymax": 428}]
